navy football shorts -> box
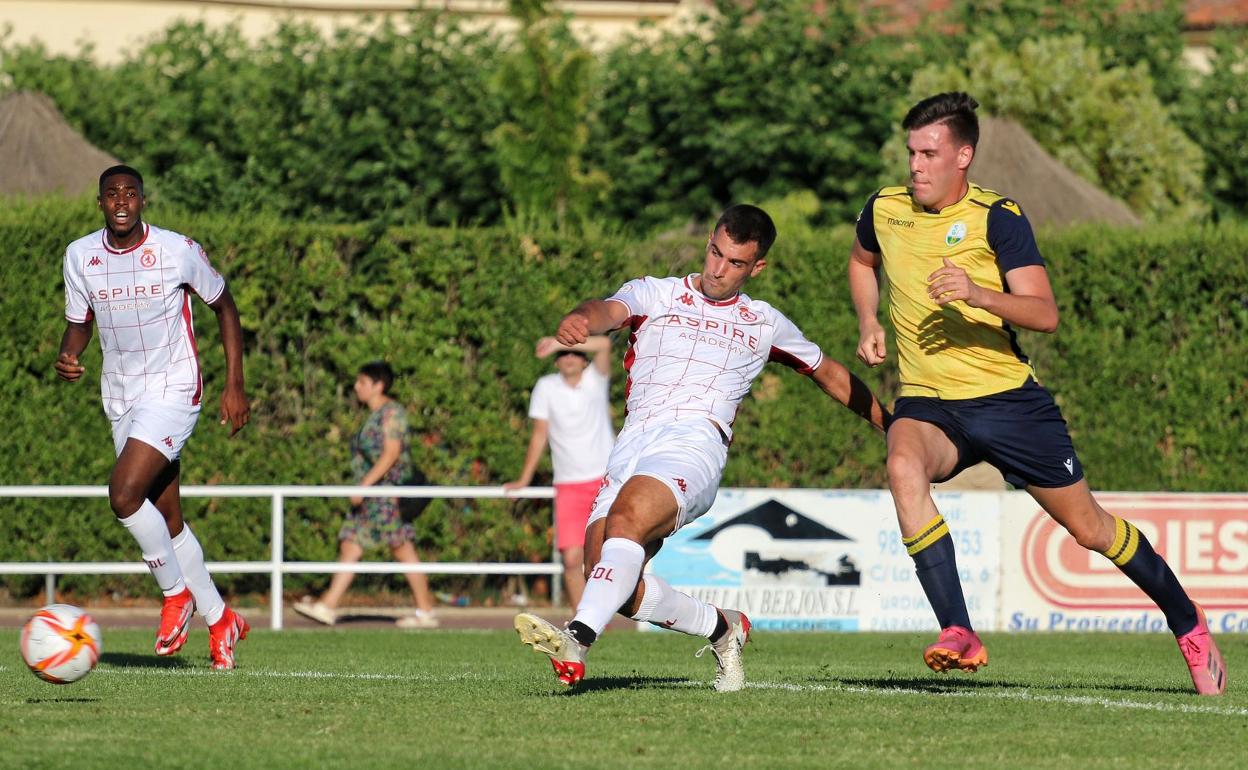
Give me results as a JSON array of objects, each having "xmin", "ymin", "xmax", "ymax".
[{"xmin": 890, "ymin": 378, "xmax": 1085, "ymax": 489}]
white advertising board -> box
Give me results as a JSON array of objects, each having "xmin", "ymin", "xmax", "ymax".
[{"xmin": 644, "ymin": 488, "xmax": 1001, "ymax": 632}]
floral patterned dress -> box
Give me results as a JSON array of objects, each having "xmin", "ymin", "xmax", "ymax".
[{"xmin": 338, "ymin": 400, "xmax": 415, "ymax": 549}]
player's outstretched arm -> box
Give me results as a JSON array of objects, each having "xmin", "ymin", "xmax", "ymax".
[
  {"xmin": 207, "ymin": 287, "xmax": 250, "ymax": 436},
  {"xmin": 848, "ymin": 238, "xmax": 887, "ymax": 367},
  {"xmin": 535, "ymin": 335, "xmax": 613, "ymax": 375},
  {"xmin": 555, "ymin": 300, "xmax": 630, "ymax": 347},
  {"xmin": 809, "ymin": 356, "xmax": 891, "ymax": 433},
  {"xmin": 503, "ymin": 419, "xmax": 550, "ymax": 492},
  {"xmin": 55, "ymin": 321, "xmax": 93, "ymax": 382}
]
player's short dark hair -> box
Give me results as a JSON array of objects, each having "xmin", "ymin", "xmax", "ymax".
[
  {"xmin": 554, "ymin": 349, "xmax": 589, "ymax": 362},
  {"xmin": 99, "ymin": 165, "xmax": 144, "ymax": 193},
  {"xmin": 358, "ymin": 361, "xmax": 395, "ymax": 394},
  {"xmin": 902, "ymin": 92, "xmax": 980, "ymax": 149},
  {"xmin": 714, "ymin": 204, "xmax": 778, "ymax": 259}
]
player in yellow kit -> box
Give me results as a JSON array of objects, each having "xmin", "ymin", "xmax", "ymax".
[{"xmin": 848, "ymin": 93, "xmax": 1225, "ymax": 694}]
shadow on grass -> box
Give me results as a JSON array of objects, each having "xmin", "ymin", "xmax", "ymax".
[
  {"xmin": 551, "ymin": 675, "xmax": 693, "ymax": 696},
  {"xmin": 99, "ymin": 652, "xmax": 191, "ymax": 669},
  {"xmin": 825, "ymin": 674, "xmax": 1191, "ymax": 696},
  {"xmin": 334, "ymin": 613, "xmax": 402, "ymax": 625},
  {"xmin": 25, "ymin": 697, "xmax": 102, "ymax": 704}
]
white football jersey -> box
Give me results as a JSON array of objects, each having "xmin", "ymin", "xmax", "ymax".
[
  {"xmin": 63, "ymin": 224, "xmax": 226, "ymax": 420},
  {"xmin": 606, "ymin": 274, "xmax": 823, "ymax": 439}
]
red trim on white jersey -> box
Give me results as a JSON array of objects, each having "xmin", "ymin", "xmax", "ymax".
[
  {"xmin": 101, "ymin": 224, "xmax": 150, "ymax": 255},
  {"xmin": 621, "ymin": 315, "xmax": 647, "ymax": 408},
  {"xmin": 181, "ymin": 293, "xmax": 203, "ymax": 405},
  {"xmin": 768, "ymin": 345, "xmax": 820, "ymax": 376}
]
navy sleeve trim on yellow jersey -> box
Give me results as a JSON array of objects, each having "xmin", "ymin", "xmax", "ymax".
[
  {"xmin": 987, "ymin": 199, "xmax": 1045, "ymax": 272},
  {"xmin": 855, "ymin": 191, "xmax": 881, "ymax": 253}
]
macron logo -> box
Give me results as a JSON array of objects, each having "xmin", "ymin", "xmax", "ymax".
[{"xmin": 1063, "ymin": 458, "xmax": 1074, "ymax": 476}]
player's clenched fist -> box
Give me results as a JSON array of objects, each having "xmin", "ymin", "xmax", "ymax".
[
  {"xmin": 555, "ymin": 311, "xmax": 591, "ymax": 347},
  {"xmin": 55, "ymin": 352, "xmax": 85, "ymax": 382},
  {"xmin": 856, "ymin": 325, "xmax": 888, "ymax": 367}
]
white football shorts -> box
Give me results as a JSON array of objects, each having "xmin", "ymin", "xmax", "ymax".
[
  {"xmin": 587, "ymin": 418, "xmax": 729, "ymax": 535},
  {"xmin": 110, "ymin": 400, "xmax": 201, "ymax": 461}
]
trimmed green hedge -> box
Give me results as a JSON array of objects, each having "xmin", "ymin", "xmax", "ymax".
[{"xmin": 2, "ymin": 202, "xmax": 1245, "ymax": 600}]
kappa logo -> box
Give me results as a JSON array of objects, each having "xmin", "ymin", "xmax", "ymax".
[
  {"xmin": 677, "ymin": 292, "xmax": 695, "ymax": 306},
  {"xmin": 945, "ymin": 221, "xmax": 967, "ymax": 246},
  {"xmin": 674, "ymin": 478, "xmax": 688, "ymax": 493},
  {"xmin": 1020, "ymin": 496, "xmax": 1248, "ymax": 609},
  {"xmin": 87, "ymin": 255, "xmax": 103, "ymax": 267},
  {"xmin": 738, "ymin": 305, "xmax": 759, "ymax": 322},
  {"xmin": 162, "ymin": 436, "xmax": 174, "ymax": 448},
  {"xmin": 1063, "ymin": 458, "xmax": 1074, "ymax": 475},
  {"xmin": 140, "ymin": 248, "xmax": 157, "ymax": 268}
]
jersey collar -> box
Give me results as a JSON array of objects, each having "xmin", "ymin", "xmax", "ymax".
[
  {"xmin": 101, "ymin": 223, "xmax": 151, "ymax": 255},
  {"xmin": 685, "ymin": 274, "xmax": 741, "ymax": 307},
  {"xmin": 918, "ymin": 182, "xmax": 973, "ymax": 215}
]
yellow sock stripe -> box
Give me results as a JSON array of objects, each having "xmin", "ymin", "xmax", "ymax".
[
  {"xmin": 1102, "ymin": 517, "xmax": 1140, "ymax": 567},
  {"xmin": 903, "ymin": 515, "xmax": 950, "ymax": 556}
]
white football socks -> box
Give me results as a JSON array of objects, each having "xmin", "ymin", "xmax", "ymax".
[
  {"xmin": 572, "ymin": 537, "xmax": 646, "ymax": 635},
  {"xmin": 630, "ymin": 572, "xmax": 718, "ymax": 637},
  {"xmin": 171, "ymin": 524, "xmax": 225, "ymax": 626},
  {"xmin": 119, "ymin": 500, "xmax": 186, "ymax": 596}
]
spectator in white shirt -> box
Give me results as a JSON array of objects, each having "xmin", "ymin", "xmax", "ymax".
[{"xmin": 504, "ymin": 336, "xmax": 613, "ymax": 607}]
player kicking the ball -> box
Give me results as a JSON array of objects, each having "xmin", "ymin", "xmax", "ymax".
[
  {"xmin": 515, "ymin": 205, "xmax": 890, "ymax": 691},
  {"xmin": 56, "ymin": 166, "xmax": 251, "ymax": 670}
]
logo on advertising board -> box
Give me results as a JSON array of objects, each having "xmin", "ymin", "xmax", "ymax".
[
  {"xmin": 649, "ymin": 493, "xmax": 863, "ymax": 631},
  {"xmin": 1020, "ymin": 496, "xmax": 1248, "ymax": 610}
]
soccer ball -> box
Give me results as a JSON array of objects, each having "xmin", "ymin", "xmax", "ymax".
[{"xmin": 20, "ymin": 604, "xmax": 103, "ymax": 684}]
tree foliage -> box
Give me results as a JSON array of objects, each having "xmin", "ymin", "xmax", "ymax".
[
  {"xmin": 1178, "ymin": 32, "xmax": 1248, "ymax": 219},
  {"xmin": 490, "ymin": 0, "xmax": 603, "ymax": 226},
  {"xmin": 0, "ymin": 17, "xmax": 507, "ymax": 225},
  {"xmin": 900, "ymin": 34, "xmax": 1207, "ymax": 222},
  {"xmin": 587, "ymin": 0, "xmax": 913, "ymax": 228}
]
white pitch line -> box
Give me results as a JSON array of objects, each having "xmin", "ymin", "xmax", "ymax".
[
  {"xmin": 64, "ymin": 667, "xmax": 1248, "ymax": 717},
  {"xmin": 92, "ymin": 666, "xmax": 484, "ymax": 683},
  {"xmin": 745, "ymin": 681, "xmax": 1248, "ymax": 717}
]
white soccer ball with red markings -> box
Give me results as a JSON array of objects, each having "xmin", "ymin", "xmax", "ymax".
[{"xmin": 20, "ymin": 604, "xmax": 103, "ymax": 684}]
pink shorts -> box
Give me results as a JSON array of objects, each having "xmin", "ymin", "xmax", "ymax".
[{"xmin": 554, "ymin": 478, "xmax": 604, "ymax": 551}]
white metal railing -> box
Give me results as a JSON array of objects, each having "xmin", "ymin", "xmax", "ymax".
[{"xmin": 0, "ymin": 485, "xmax": 558, "ymax": 630}]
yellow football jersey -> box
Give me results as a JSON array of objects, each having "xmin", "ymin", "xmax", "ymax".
[{"xmin": 856, "ymin": 183, "xmax": 1045, "ymax": 399}]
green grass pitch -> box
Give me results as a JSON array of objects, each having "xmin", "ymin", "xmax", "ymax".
[{"xmin": 1, "ymin": 628, "xmax": 1244, "ymax": 769}]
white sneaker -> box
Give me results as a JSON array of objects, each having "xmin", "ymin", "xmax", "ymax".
[
  {"xmin": 292, "ymin": 597, "xmax": 337, "ymax": 626},
  {"xmin": 396, "ymin": 610, "xmax": 440, "ymax": 629},
  {"xmin": 514, "ymin": 612, "xmax": 588, "ymax": 686},
  {"xmin": 696, "ymin": 608, "xmax": 751, "ymax": 692}
]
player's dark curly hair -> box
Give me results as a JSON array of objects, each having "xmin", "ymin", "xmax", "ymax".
[
  {"xmin": 902, "ymin": 92, "xmax": 980, "ymax": 149},
  {"xmin": 715, "ymin": 204, "xmax": 778, "ymax": 259},
  {"xmin": 358, "ymin": 360, "xmax": 395, "ymax": 394},
  {"xmin": 99, "ymin": 165, "xmax": 144, "ymax": 193}
]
